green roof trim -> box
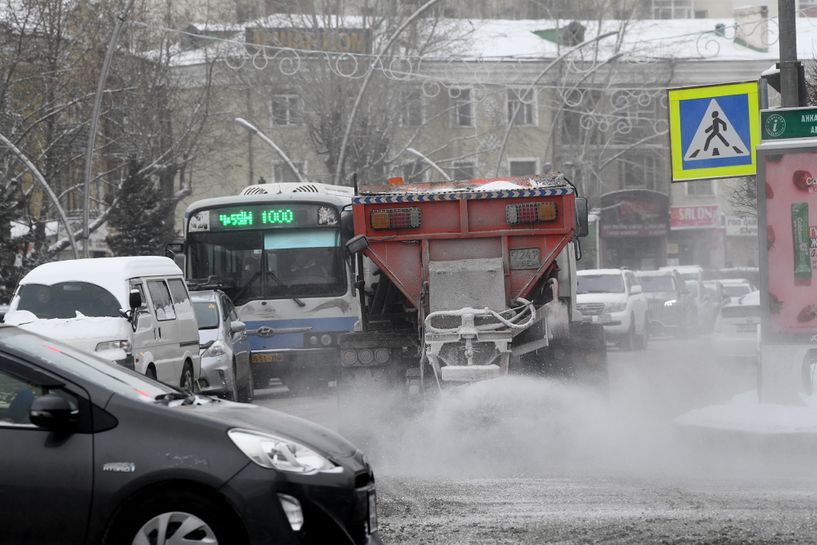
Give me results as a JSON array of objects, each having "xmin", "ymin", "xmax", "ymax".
[{"xmin": 533, "ymin": 29, "xmax": 562, "ymax": 44}]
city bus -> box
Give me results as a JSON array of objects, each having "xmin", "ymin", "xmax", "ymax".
[{"xmin": 180, "ymin": 182, "xmax": 357, "ymax": 393}]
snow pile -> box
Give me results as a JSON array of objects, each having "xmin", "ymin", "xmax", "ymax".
[
  {"xmin": 676, "ymin": 390, "xmax": 817, "ymax": 435},
  {"xmin": 476, "ymin": 180, "xmax": 523, "ymax": 191}
]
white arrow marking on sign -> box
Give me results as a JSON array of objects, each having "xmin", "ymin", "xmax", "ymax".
[{"xmin": 683, "ymin": 99, "xmax": 748, "ymax": 161}]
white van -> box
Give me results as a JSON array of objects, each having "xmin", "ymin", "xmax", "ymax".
[{"xmin": 4, "ymin": 257, "xmax": 201, "ymax": 390}]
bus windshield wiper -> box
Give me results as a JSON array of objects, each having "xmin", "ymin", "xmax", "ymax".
[{"xmin": 267, "ymin": 271, "xmax": 306, "ymax": 307}]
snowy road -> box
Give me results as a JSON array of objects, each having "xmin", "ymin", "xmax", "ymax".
[{"xmin": 255, "ymin": 338, "xmax": 817, "ymax": 544}]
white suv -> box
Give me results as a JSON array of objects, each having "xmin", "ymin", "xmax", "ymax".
[{"xmin": 576, "ymin": 269, "xmax": 648, "ymax": 350}]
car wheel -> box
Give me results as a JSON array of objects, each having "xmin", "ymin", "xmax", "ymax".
[
  {"xmin": 106, "ymin": 491, "xmax": 241, "ymax": 545},
  {"xmin": 620, "ymin": 319, "xmax": 635, "ymax": 351},
  {"xmin": 180, "ymin": 361, "xmax": 195, "ymax": 392},
  {"xmin": 236, "ymin": 360, "xmax": 253, "ymax": 403}
]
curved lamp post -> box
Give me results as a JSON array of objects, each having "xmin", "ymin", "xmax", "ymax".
[
  {"xmin": 0, "ymin": 132, "xmax": 79, "ymax": 258},
  {"xmin": 234, "ymin": 117, "xmax": 308, "ymax": 185},
  {"xmin": 406, "ymin": 147, "xmax": 452, "ymax": 181},
  {"xmin": 333, "ymin": 0, "xmax": 445, "ymax": 186}
]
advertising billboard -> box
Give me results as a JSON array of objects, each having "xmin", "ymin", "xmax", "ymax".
[{"xmin": 758, "ymin": 144, "xmax": 817, "ymax": 343}]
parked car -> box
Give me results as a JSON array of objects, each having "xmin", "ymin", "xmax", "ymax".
[
  {"xmin": 717, "ymin": 278, "xmax": 754, "ymax": 304},
  {"xmin": 0, "ymin": 302, "xmax": 8, "ymax": 323},
  {"xmin": 4, "ymin": 257, "xmax": 201, "ymax": 390},
  {"xmin": 635, "ymin": 269, "xmax": 696, "ymax": 336},
  {"xmin": 0, "ymin": 325, "xmax": 381, "ymax": 545},
  {"xmin": 576, "ymin": 268, "xmax": 648, "ymax": 350},
  {"xmin": 191, "ymin": 289, "xmax": 253, "ymax": 402},
  {"xmin": 712, "ymin": 290, "xmax": 760, "ymax": 361}
]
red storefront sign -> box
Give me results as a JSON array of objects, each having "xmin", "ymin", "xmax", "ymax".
[{"xmin": 669, "ymin": 205, "xmax": 721, "ymax": 229}]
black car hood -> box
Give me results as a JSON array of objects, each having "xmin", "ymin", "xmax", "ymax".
[{"xmin": 187, "ymin": 399, "xmax": 358, "ymax": 459}]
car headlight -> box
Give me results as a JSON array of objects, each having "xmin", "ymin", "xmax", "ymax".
[
  {"xmin": 664, "ymin": 299, "xmax": 677, "ymax": 307},
  {"xmin": 202, "ymin": 340, "xmax": 226, "ymax": 358},
  {"xmin": 606, "ymin": 302, "xmax": 627, "ymax": 312},
  {"xmin": 228, "ymin": 429, "xmax": 341, "ymax": 474},
  {"xmin": 95, "ymin": 340, "xmax": 131, "ymax": 353}
]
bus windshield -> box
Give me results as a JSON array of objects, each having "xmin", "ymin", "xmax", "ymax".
[{"xmin": 188, "ymin": 228, "xmax": 346, "ymax": 305}]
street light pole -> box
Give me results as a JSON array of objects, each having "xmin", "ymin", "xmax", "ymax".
[
  {"xmin": 778, "ymin": 0, "xmax": 801, "ymax": 107},
  {"xmin": 0, "ymin": 132, "xmax": 79, "ymax": 258},
  {"xmin": 406, "ymin": 148, "xmax": 452, "ymax": 181},
  {"xmin": 82, "ymin": 0, "xmax": 137, "ymax": 258},
  {"xmin": 234, "ymin": 117, "xmax": 308, "ymax": 185},
  {"xmin": 333, "ymin": 0, "xmax": 445, "ymax": 186}
]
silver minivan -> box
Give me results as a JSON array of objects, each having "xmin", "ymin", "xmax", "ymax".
[{"xmin": 4, "ymin": 256, "xmax": 201, "ymax": 390}]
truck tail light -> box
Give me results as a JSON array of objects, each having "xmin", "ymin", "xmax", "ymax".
[
  {"xmin": 370, "ymin": 207, "xmax": 422, "ymax": 230},
  {"xmin": 506, "ymin": 202, "xmax": 558, "ymax": 225}
]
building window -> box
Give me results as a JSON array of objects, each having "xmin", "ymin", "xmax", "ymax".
[
  {"xmin": 450, "ymin": 88, "xmax": 473, "ymax": 128},
  {"xmin": 507, "ymin": 88, "xmax": 535, "ymax": 126},
  {"xmin": 399, "ymin": 87, "xmax": 423, "ymax": 127},
  {"xmin": 271, "ymin": 94, "xmax": 302, "ymax": 126},
  {"xmin": 687, "ymin": 180, "xmax": 715, "ymax": 196},
  {"xmin": 509, "ymin": 160, "xmax": 537, "ymax": 177},
  {"xmin": 652, "ymin": 0, "xmax": 693, "ymax": 18},
  {"xmin": 450, "ymin": 160, "xmax": 475, "ymax": 180},
  {"xmin": 273, "ymin": 161, "xmax": 306, "ymax": 183},
  {"xmin": 617, "ymin": 154, "xmax": 657, "ymax": 190}
]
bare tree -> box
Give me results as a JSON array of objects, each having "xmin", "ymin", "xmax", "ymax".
[{"xmin": 0, "ymin": 0, "xmax": 217, "ymax": 288}]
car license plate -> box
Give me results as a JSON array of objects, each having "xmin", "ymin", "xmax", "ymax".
[
  {"xmin": 368, "ymin": 490, "xmax": 378, "ymax": 534},
  {"xmin": 251, "ymin": 353, "xmax": 284, "ymax": 364}
]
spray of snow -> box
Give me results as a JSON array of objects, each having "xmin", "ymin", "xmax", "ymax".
[{"xmin": 337, "ymin": 347, "xmax": 817, "ymax": 482}]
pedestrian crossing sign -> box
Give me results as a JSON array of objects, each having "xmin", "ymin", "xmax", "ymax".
[{"xmin": 668, "ymin": 81, "xmax": 760, "ymax": 182}]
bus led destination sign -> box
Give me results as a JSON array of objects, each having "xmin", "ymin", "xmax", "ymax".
[
  {"xmin": 187, "ymin": 203, "xmax": 338, "ymax": 232},
  {"xmin": 218, "ymin": 209, "xmax": 295, "ymax": 227}
]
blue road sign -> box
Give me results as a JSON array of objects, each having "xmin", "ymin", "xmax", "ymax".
[{"xmin": 668, "ymin": 82, "xmax": 760, "ymax": 182}]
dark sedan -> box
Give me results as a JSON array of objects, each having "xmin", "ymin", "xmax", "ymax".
[{"xmin": 0, "ymin": 325, "xmax": 380, "ymax": 545}]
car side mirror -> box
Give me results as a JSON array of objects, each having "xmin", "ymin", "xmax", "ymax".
[
  {"xmin": 630, "ymin": 285, "xmax": 642, "ymax": 295},
  {"xmin": 29, "ymin": 394, "xmax": 78, "ymax": 431},
  {"xmin": 346, "ymin": 234, "xmax": 369, "ymax": 255},
  {"xmin": 230, "ymin": 320, "xmax": 246, "ymax": 335},
  {"xmin": 575, "ymin": 197, "xmax": 589, "ymax": 238},
  {"xmin": 129, "ymin": 289, "xmax": 142, "ymax": 310}
]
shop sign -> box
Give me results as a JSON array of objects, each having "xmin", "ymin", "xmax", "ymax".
[
  {"xmin": 725, "ymin": 215, "xmax": 758, "ymax": 236},
  {"xmin": 600, "ymin": 190, "xmax": 669, "ymax": 238},
  {"xmin": 670, "ymin": 205, "xmax": 721, "ymax": 230}
]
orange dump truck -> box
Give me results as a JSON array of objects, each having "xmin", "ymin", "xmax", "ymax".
[{"xmin": 340, "ymin": 174, "xmax": 607, "ymax": 391}]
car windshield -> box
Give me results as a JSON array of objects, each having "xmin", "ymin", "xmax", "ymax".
[
  {"xmin": 638, "ymin": 275, "xmax": 675, "ymax": 293},
  {"xmin": 577, "ymin": 274, "xmax": 624, "ymax": 294},
  {"xmin": 722, "ymin": 284, "xmax": 751, "ymax": 298},
  {"xmin": 0, "ymin": 327, "xmax": 176, "ymax": 401},
  {"xmin": 15, "ymin": 282, "xmax": 121, "ymax": 319},
  {"xmin": 193, "ymin": 301, "xmax": 220, "ymax": 330}
]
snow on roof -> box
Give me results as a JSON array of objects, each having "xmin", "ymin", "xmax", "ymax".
[
  {"xmin": 358, "ymin": 174, "xmax": 569, "ymax": 196},
  {"xmin": 19, "ymin": 257, "xmax": 182, "ymax": 307},
  {"xmin": 168, "ymin": 14, "xmax": 806, "ymax": 67}
]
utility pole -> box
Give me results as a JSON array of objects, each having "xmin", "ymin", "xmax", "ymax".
[{"xmin": 778, "ymin": 0, "xmax": 802, "ymax": 107}]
